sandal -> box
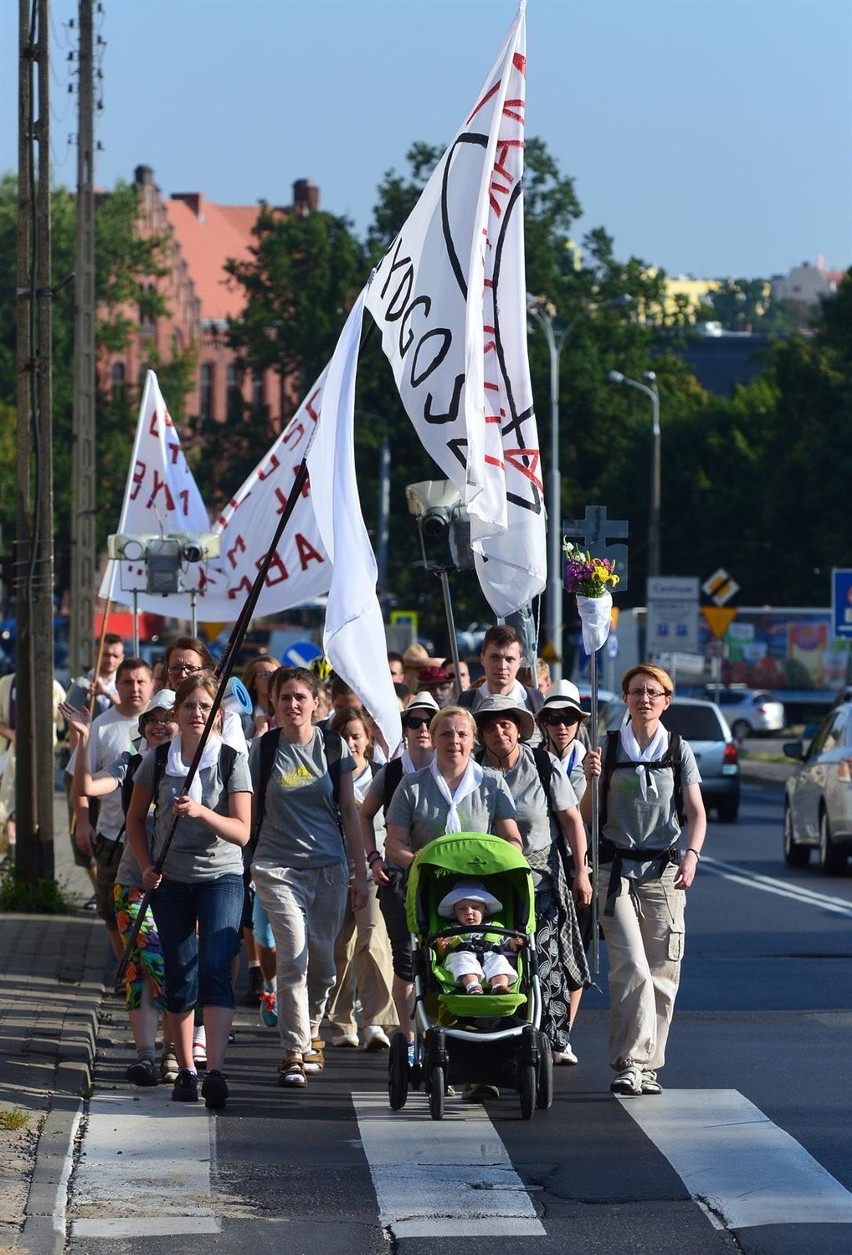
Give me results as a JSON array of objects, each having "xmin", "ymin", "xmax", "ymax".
[
  {"xmin": 278, "ymin": 1052, "xmax": 307, "ymax": 1087},
  {"xmin": 461, "ymin": 982, "xmax": 484, "ymax": 995},
  {"xmin": 304, "ymin": 1036, "xmax": 325, "ymax": 1074}
]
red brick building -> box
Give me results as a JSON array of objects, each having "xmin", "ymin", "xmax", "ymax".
[{"xmin": 98, "ymin": 164, "xmax": 320, "ymax": 425}]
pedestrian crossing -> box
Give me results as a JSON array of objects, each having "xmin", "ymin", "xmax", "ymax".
[{"xmin": 65, "ymin": 1085, "xmax": 852, "ymax": 1242}]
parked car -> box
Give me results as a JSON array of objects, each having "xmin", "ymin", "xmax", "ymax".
[
  {"xmin": 707, "ymin": 687, "xmax": 785, "ymax": 739},
  {"xmin": 782, "ymin": 702, "xmax": 852, "ymax": 874},
  {"xmin": 599, "ymin": 695, "xmax": 740, "ymax": 823}
]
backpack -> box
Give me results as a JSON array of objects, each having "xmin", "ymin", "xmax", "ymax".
[
  {"xmin": 599, "ymin": 730, "xmax": 685, "ymax": 827},
  {"xmin": 116, "ymin": 740, "xmax": 237, "ymax": 845},
  {"xmin": 381, "ymin": 756, "xmax": 405, "ymax": 816}
]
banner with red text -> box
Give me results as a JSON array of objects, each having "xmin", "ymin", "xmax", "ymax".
[
  {"xmin": 364, "ymin": 0, "xmax": 545, "ymax": 617},
  {"xmin": 99, "ymin": 370, "xmax": 213, "ymax": 613}
]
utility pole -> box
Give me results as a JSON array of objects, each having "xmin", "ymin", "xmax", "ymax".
[
  {"xmin": 71, "ymin": 0, "xmax": 97, "ymax": 680},
  {"xmin": 15, "ymin": 0, "xmax": 55, "ymax": 882}
]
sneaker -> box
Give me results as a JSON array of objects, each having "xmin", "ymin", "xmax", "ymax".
[
  {"xmin": 362, "ymin": 1025, "xmax": 391, "ymax": 1052},
  {"xmin": 201, "ymin": 1069, "xmax": 229, "ymax": 1109},
  {"xmin": 242, "ymin": 966, "xmax": 263, "ymax": 1006},
  {"xmin": 278, "ymin": 1052, "xmax": 307, "ymax": 1087},
  {"xmin": 259, "ymin": 990, "xmax": 278, "ymax": 1029},
  {"xmin": 172, "ymin": 1068, "xmax": 199, "ymax": 1103},
  {"xmin": 82, "ymin": 895, "xmax": 97, "ymax": 912},
  {"xmin": 552, "ymin": 1043, "xmax": 579, "ymax": 1065},
  {"xmin": 331, "ymin": 1032, "xmax": 359, "ymax": 1048},
  {"xmin": 640, "ymin": 1069, "xmax": 663, "ymax": 1095},
  {"xmin": 125, "ymin": 1058, "xmax": 158, "ymax": 1087},
  {"xmin": 160, "ymin": 1044, "xmax": 179, "ymax": 1084},
  {"xmin": 407, "ymin": 1041, "xmax": 416, "ymax": 1069},
  {"xmin": 610, "ymin": 1065, "xmax": 643, "ymax": 1096},
  {"xmin": 303, "ymin": 1037, "xmax": 324, "ymax": 1074}
]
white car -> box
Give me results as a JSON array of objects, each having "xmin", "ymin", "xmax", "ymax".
[{"xmin": 709, "ymin": 688, "xmax": 785, "ymax": 739}]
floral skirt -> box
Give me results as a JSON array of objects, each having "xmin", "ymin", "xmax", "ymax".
[
  {"xmin": 532, "ymin": 842, "xmax": 591, "ymax": 1052},
  {"xmin": 113, "ymin": 884, "xmax": 167, "ymax": 1012}
]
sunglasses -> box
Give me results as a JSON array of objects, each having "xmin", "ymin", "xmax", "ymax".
[
  {"xmin": 403, "ymin": 715, "xmax": 432, "ymax": 730},
  {"xmin": 543, "ymin": 712, "xmax": 581, "ymax": 727}
]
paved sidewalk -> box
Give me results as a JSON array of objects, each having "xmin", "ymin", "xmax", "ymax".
[{"xmin": 0, "ymin": 794, "xmax": 110, "ymax": 1255}]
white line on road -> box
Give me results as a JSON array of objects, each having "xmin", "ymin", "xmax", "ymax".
[
  {"xmin": 353, "ymin": 1090, "xmax": 545, "ymax": 1239},
  {"xmin": 622, "ymin": 1089, "xmax": 852, "ymax": 1229},
  {"xmin": 69, "ymin": 1091, "xmax": 220, "ymax": 1239},
  {"xmin": 701, "ymin": 856, "xmax": 852, "ymax": 918}
]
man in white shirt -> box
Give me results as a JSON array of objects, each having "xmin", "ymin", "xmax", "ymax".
[
  {"xmin": 457, "ymin": 625, "xmax": 544, "ymax": 714},
  {"xmin": 70, "ymin": 658, "xmax": 153, "ymax": 958}
]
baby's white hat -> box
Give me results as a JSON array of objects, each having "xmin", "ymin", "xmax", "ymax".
[{"xmin": 438, "ymin": 880, "xmax": 502, "ymax": 919}]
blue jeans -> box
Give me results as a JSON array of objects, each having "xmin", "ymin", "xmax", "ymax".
[{"xmin": 151, "ymin": 875, "xmax": 243, "ymax": 1014}]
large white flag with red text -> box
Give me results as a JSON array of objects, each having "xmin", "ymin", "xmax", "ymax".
[
  {"xmin": 99, "ymin": 370, "xmax": 212, "ymax": 612},
  {"xmin": 198, "ymin": 373, "xmax": 331, "ymax": 621},
  {"xmin": 364, "ymin": 0, "xmax": 544, "ymax": 617},
  {"xmin": 305, "ymin": 287, "xmax": 402, "ymax": 754}
]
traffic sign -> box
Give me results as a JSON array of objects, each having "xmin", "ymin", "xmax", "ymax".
[
  {"xmin": 701, "ymin": 606, "xmax": 738, "ymax": 639},
  {"xmin": 646, "ymin": 577, "xmax": 700, "ymax": 653},
  {"xmin": 702, "ymin": 568, "xmax": 739, "ymax": 606}
]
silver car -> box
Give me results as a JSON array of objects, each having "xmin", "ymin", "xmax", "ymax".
[
  {"xmin": 783, "ymin": 702, "xmax": 852, "ymax": 874},
  {"xmin": 710, "ymin": 688, "xmax": 786, "ymax": 739}
]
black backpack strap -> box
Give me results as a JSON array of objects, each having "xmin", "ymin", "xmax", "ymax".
[
  {"xmin": 599, "ymin": 730, "xmax": 620, "ymax": 831},
  {"xmin": 254, "ymin": 726, "xmax": 282, "ymax": 841},
  {"xmin": 531, "ymin": 745, "xmax": 555, "ymax": 813},
  {"xmin": 382, "ymin": 756, "xmax": 405, "ymax": 816},
  {"xmin": 320, "ymin": 728, "xmax": 344, "ymax": 806}
]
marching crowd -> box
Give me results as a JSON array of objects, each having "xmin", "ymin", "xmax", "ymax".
[{"xmin": 1, "ymin": 622, "xmax": 705, "ymax": 1111}]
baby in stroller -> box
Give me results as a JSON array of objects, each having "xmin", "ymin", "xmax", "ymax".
[{"xmin": 435, "ymin": 881, "xmax": 522, "ymax": 995}]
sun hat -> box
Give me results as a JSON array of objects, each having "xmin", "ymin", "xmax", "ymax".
[
  {"xmin": 137, "ymin": 689, "xmax": 176, "ymax": 735},
  {"xmin": 404, "ymin": 691, "xmax": 440, "ymax": 717},
  {"xmin": 402, "ymin": 644, "xmax": 430, "ymax": 670},
  {"xmin": 539, "ymin": 680, "xmax": 588, "ymax": 720},
  {"xmin": 472, "ymin": 693, "xmax": 535, "ymax": 742},
  {"xmin": 438, "ymin": 879, "xmax": 503, "ymax": 919}
]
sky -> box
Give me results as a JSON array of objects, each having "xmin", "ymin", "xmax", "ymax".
[{"xmin": 1, "ymin": 0, "xmax": 850, "ymax": 280}]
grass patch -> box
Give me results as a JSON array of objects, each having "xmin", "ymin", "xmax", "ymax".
[
  {"xmin": 0, "ymin": 868, "xmax": 71, "ymax": 914},
  {"xmin": 0, "ymin": 1109, "xmax": 29, "ymax": 1131}
]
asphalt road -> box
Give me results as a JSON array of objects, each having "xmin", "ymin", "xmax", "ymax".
[{"xmin": 63, "ymin": 780, "xmax": 852, "ymax": 1255}]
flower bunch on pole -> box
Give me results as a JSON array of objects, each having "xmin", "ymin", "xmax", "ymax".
[{"xmin": 563, "ymin": 541, "xmax": 620, "ymax": 655}]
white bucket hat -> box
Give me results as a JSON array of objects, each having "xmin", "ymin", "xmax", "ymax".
[
  {"xmin": 137, "ymin": 689, "xmax": 176, "ymax": 736},
  {"xmin": 539, "ymin": 680, "xmax": 588, "ymax": 720},
  {"xmin": 438, "ymin": 879, "xmax": 503, "ymax": 919}
]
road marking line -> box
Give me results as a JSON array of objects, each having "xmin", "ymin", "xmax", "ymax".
[
  {"xmin": 69, "ymin": 1091, "xmax": 220, "ymax": 1238},
  {"xmin": 353, "ymin": 1090, "xmax": 545, "ymax": 1238},
  {"xmin": 622, "ymin": 1089, "xmax": 852, "ymax": 1229},
  {"xmin": 702, "ymin": 856, "xmax": 852, "ymax": 918}
]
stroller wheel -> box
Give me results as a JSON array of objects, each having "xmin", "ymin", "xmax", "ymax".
[
  {"xmin": 519, "ymin": 1063, "xmax": 536, "ymax": 1121},
  {"xmin": 388, "ymin": 1032, "xmax": 410, "ymax": 1111},
  {"xmin": 429, "ymin": 1065, "xmax": 445, "ymax": 1120},
  {"xmin": 536, "ymin": 1032, "xmax": 554, "ymax": 1110}
]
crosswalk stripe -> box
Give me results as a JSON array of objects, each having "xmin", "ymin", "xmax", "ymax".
[
  {"xmin": 701, "ymin": 856, "xmax": 852, "ymax": 918},
  {"xmin": 622, "ymin": 1089, "xmax": 852, "ymax": 1229},
  {"xmin": 69, "ymin": 1091, "xmax": 220, "ymax": 1238},
  {"xmin": 353, "ymin": 1090, "xmax": 545, "ymax": 1238}
]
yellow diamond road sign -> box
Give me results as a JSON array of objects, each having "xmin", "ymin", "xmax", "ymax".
[{"xmin": 702, "ymin": 568, "xmax": 739, "ymax": 606}]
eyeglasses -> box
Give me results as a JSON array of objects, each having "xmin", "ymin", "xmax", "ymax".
[
  {"xmin": 168, "ymin": 663, "xmax": 203, "ymax": 676},
  {"xmin": 543, "ymin": 712, "xmax": 580, "ymax": 727},
  {"xmin": 144, "ymin": 715, "xmax": 176, "ymax": 726},
  {"xmin": 626, "ymin": 687, "xmax": 668, "ymax": 700},
  {"xmin": 403, "ymin": 715, "xmax": 431, "ymax": 730}
]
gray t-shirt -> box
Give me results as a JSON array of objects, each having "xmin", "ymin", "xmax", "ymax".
[
  {"xmin": 134, "ymin": 743, "xmax": 252, "ymax": 883},
  {"xmin": 549, "ymin": 742, "xmax": 587, "ymax": 802},
  {"xmin": 250, "ymin": 729, "xmax": 355, "ymax": 869},
  {"xmin": 496, "ymin": 746, "xmax": 576, "ymax": 857},
  {"xmin": 385, "ymin": 764, "xmax": 516, "ymax": 862},
  {"xmin": 601, "ymin": 732, "xmax": 701, "ymax": 877}
]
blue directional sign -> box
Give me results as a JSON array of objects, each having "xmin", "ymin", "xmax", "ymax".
[{"xmin": 832, "ymin": 569, "xmax": 852, "ymax": 640}]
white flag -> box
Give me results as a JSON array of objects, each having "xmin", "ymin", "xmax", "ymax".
[
  {"xmin": 197, "ymin": 373, "xmax": 331, "ymax": 622},
  {"xmin": 305, "ymin": 287, "xmax": 402, "ymax": 755},
  {"xmin": 364, "ymin": 0, "xmax": 545, "ymax": 617},
  {"xmin": 99, "ymin": 370, "xmax": 212, "ymax": 613}
]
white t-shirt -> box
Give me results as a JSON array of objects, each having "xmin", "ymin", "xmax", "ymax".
[{"xmin": 67, "ymin": 706, "xmax": 141, "ymax": 841}]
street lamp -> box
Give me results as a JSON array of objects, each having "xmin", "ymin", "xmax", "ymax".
[
  {"xmin": 526, "ymin": 294, "xmax": 567, "ymax": 683},
  {"xmin": 527, "ymin": 293, "xmax": 633, "ymax": 681},
  {"xmin": 607, "ymin": 369, "xmax": 661, "ymax": 577}
]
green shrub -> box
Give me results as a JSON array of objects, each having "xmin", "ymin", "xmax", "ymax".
[{"xmin": 0, "ymin": 868, "xmax": 71, "ymax": 914}]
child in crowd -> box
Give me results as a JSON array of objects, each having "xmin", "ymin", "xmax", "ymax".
[{"xmin": 435, "ymin": 881, "xmax": 520, "ymax": 994}]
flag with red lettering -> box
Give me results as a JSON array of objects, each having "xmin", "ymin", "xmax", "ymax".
[
  {"xmin": 99, "ymin": 369, "xmax": 213, "ymax": 612},
  {"xmin": 197, "ymin": 372, "xmax": 331, "ymax": 621},
  {"xmin": 364, "ymin": 0, "xmax": 544, "ymax": 617},
  {"xmin": 305, "ymin": 288, "xmax": 402, "ymax": 754}
]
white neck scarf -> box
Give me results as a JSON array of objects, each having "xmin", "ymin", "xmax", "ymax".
[
  {"xmin": 619, "ymin": 723, "xmax": 669, "ymax": 800},
  {"xmin": 166, "ymin": 732, "xmax": 221, "ymax": 803},
  {"xmin": 429, "ymin": 756, "xmax": 483, "ymax": 833}
]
